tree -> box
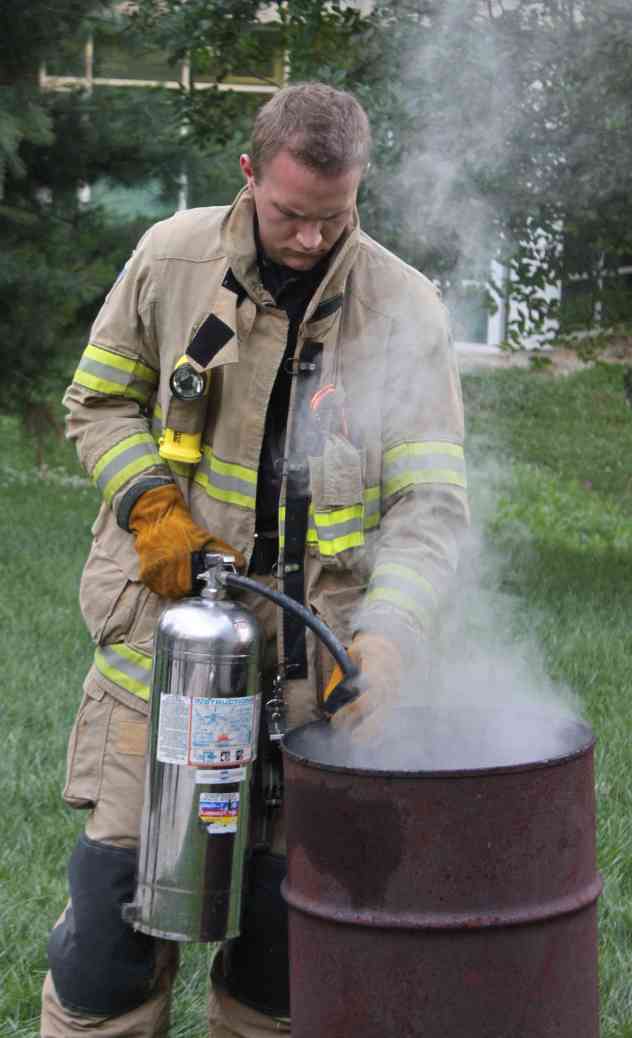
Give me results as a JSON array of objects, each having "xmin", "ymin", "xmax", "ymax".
[
  {"xmin": 132, "ymin": 0, "xmax": 632, "ymax": 347},
  {"xmin": 5, "ymin": 0, "xmax": 630, "ymax": 408},
  {"xmin": 0, "ymin": 1, "xmax": 184, "ymax": 429}
]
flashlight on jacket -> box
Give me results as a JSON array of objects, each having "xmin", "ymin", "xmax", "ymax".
[{"xmin": 159, "ymin": 356, "xmax": 210, "ymax": 465}]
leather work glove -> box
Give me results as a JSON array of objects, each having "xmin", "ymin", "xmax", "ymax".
[
  {"xmin": 324, "ymin": 632, "xmax": 401, "ymax": 740},
  {"xmin": 129, "ymin": 483, "xmax": 246, "ymax": 599}
]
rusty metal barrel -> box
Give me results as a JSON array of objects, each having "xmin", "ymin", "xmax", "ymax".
[{"xmin": 282, "ymin": 705, "xmax": 601, "ymax": 1038}]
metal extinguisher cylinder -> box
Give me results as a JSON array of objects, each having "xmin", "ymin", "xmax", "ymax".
[{"xmin": 126, "ymin": 555, "xmax": 262, "ymax": 943}]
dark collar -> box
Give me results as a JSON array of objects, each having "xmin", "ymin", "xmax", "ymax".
[{"xmin": 254, "ymin": 217, "xmax": 330, "ymax": 309}]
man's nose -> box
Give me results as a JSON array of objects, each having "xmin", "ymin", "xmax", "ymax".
[{"xmin": 296, "ymin": 221, "xmax": 323, "ymax": 250}]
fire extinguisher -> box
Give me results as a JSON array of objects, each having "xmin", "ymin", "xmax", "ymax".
[{"xmin": 123, "ymin": 553, "xmax": 360, "ymax": 943}]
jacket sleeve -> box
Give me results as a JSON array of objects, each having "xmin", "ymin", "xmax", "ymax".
[
  {"xmin": 63, "ymin": 226, "xmax": 174, "ymax": 529},
  {"xmin": 354, "ymin": 280, "xmax": 469, "ymax": 651}
]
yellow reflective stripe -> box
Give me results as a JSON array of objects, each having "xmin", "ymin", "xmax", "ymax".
[
  {"xmin": 316, "ymin": 530, "xmax": 364, "ymax": 556},
  {"xmin": 93, "ymin": 433, "xmax": 161, "ymax": 502},
  {"xmin": 370, "ymin": 562, "xmax": 437, "ymax": 605},
  {"xmin": 94, "ymin": 644, "xmax": 152, "ymax": 701},
  {"xmin": 384, "ymin": 441, "xmax": 464, "ymax": 464},
  {"xmin": 364, "ymin": 485, "xmax": 381, "ymax": 529},
  {"xmin": 384, "ymin": 468, "xmax": 467, "ymax": 497},
  {"xmin": 366, "ymin": 561, "xmax": 437, "ymax": 627},
  {"xmin": 281, "ymin": 488, "xmax": 380, "ymax": 554},
  {"xmin": 313, "ymin": 504, "xmax": 363, "ymax": 527},
  {"xmin": 203, "ymin": 449, "xmax": 257, "ymax": 487},
  {"xmin": 383, "ymin": 441, "xmax": 466, "ymax": 497},
  {"xmin": 73, "ymin": 344, "xmax": 158, "ymax": 404},
  {"xmin": 73, "ymin": 370, "xmax": 149, "ymax": 404},
  {"xmin": 194, "ymin": 448, "xmax": 257, "ymax": 510},
  {"xmin": 365, "ymin": 586, "xmax": 430, "ymax": 626},
  {"xmin": 83, "ymin": 344, "xmax": 158, "ymax": 385},
  {"xmin": 194, "ymin": 469, "xmax": 256, "ymax": 509},
  {"xmin": 93, "ymin": 433, "xmax": 157, "ymax": 480},
  {"xmin": 312, "ymin": 502, "xmax": 364, "ymax": 555}
]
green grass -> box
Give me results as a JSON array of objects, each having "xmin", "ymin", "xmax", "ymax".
[
  {"xmin": 2, "ymin": 362, "xmax": 632, "ymax": 1035},
  {"xmin": 463, "ymin": 363, "xmax": 632, "ymax": 1037}
]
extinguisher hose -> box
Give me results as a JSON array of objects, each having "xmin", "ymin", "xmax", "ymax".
[{"xmin": 219, "ymin": 571, "xmax": 361, "ymax": 702}]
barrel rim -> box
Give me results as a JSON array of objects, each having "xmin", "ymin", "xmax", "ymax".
[{"xmin": 282, "ymin": 715, "xmax": 596, "ymax": 778}]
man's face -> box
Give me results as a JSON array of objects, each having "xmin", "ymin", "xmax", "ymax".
[{"xmin": 240, "ymin": 148, "xmax": 361, "ymax": 271}]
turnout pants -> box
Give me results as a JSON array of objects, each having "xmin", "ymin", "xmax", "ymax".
[
  {"xmin": 40, "ymin": 681, "xmax": 290, "ymax": 1037},
  {"xmin": 41, "ymin": 579, "xmax": 291, "ymax": 1037}
]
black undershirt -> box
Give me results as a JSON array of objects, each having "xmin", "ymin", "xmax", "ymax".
[{"xmin": 255, "ymin": 232, "xmax": 330, "ymax": 534}]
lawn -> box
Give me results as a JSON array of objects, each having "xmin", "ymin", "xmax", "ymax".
[{"xmin": 2, "ymin": 361, "xmax": 632, "ymax": 1035}]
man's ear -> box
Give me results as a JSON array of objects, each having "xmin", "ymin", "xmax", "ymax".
[{"xmin": 239, "ymin": 153, "xmax": 255, "ymax": 189}]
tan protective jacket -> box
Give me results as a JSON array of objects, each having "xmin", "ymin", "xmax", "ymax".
[{"xmin": 64, "ymin": 188, "xmax": 468, "ymax": 726}]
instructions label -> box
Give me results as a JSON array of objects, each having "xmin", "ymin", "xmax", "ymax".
[
  {"xmin": 156, "ymin": 694, "xmax": 190, "ymax": 765},
  {"xmin": 199, "ymin": 792, "xmax": 240, "ymax": 834},
  {"xmin": 157, "ymin": 694, "xmax": 260, "ymax": 767}
]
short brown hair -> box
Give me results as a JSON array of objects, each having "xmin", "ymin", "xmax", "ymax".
[{"xmin": 250, "ymin": 82, "xmax": 371, "ymax": 179}]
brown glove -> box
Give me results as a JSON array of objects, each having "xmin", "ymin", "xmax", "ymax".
[
  {"xmin": 129, "ymin": 484, "xmax": 245, "ymax": 599},
  {"xmin": 325, "ymin": 632, "xmax": 401, "ymax": 737}
]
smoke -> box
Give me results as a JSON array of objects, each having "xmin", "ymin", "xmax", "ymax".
[
  {"xmin": 288, "ymin": 3, "xmax": 607, "ymax": 767},
  {"xmin": 350, "ymin": 446, "xmax": 587, "ymax": 773},
  {"xmin": 364, "ymin": 0, "xmax": 527, "ymax": 337},
  {"xmin": 425, "ymin": 452, "xmax": 581, "ymax": 714},
  {"xmin": 341, "ymin": 3, "xmax": 593, "ymax": 768},
  {"xmin": 361, "ymin": 0, "xmax": 631, "ymax": 343}
]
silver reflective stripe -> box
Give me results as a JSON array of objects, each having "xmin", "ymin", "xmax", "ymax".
[
  {"xmin": 364, "ymin": 486, "xmax": 381, "ymax": 529},
  {"xmin": 365, "ymin": 562, "xmax": 437, "ymax": 627},
  {"xmin": 281, "ymin": 485, "xmax": 381, "ymax": 556},
  {"xmin": 383, "ymin": 441, "xmax": 466, "ymax": 498},
  {"xmin": 74, "ymin": 345, "xmax": 158, "ymax": 405},
  {"xmin": 194, "ymin": 448, "xmax": 256, "ymax": 510},
  {"xmin": 94, "ymin": 644, "xmax": 152, "ymax": 701},
  {"xmin": 92, "ymin": 433, "xmax": 163, "ymax": 503},
  {"xmin": 309, "ymin": 504, "xmax": 364, "ymax": 555},
  {"xmin": 152, "ymin": 403, "xmax": 163, "ymax": 441}
]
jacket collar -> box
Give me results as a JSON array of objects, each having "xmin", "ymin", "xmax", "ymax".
[{"xmin": 220, "ymin": 187, "xmax": 360, "ymax": 322}]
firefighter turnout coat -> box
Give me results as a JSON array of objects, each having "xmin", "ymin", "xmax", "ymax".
[{"xmin": 64, "ymin": 188, "xmax": 469, "ymax": 727}]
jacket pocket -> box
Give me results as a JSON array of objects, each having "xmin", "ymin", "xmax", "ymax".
[
  {"xmin": 79, "ymin": 539, "xmax": 140, "ymax": 646},
  {"xmin": 307, "ymin": 434, "xmax": 366, "ymax": 564},
  {"xmin": 79, "ymin": 510, "xmax": 162, "ymax": 652},
  {"xmin": 126, "ymin": 584, "xmax": 164, "ymax": 655},
  {"xmin": 63, "ymin": 677, "xmax": 114, "ymax": 809}
]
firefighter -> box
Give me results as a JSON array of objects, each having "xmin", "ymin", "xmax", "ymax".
[{"xmin": 41, "ymin": 82, "xmax": 468, "ymax": 1037}]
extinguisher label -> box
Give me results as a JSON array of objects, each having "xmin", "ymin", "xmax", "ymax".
[
  {"xmin": 199, "ymin": 792, "xmax": 240, "ymax": 833},
  {"xmin": 156, "ymin": 694, "xmax": 190, "ymax": 765},
  {"xmin": 195, "ymin": 767, "xmax": 246, "ymax": 785},
  {"xmin": 157, "ymin": 693, "xmax": 260, "ymax": 767}
]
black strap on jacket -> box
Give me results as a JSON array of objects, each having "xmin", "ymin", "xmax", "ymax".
[{"xmin": 281, "ymin": 338, "xmax": 323, "ymax": 680}]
